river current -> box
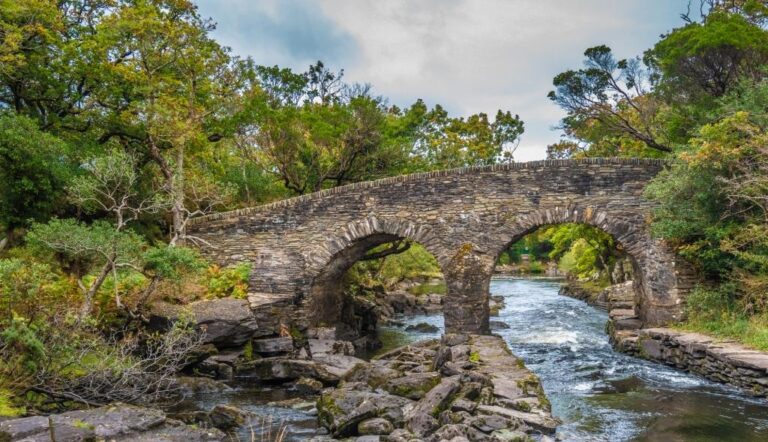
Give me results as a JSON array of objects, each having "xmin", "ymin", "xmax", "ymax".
[
  {"xmin": 187, "ymin": 278, "xmax": 768, "ymax": 441},
  {"xmin": 383, "ymin": 278, "xmax": 768, "ymax": 441}
]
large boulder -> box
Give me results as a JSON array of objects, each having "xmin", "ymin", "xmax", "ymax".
[
  {"xmin": 384, "ymin": 372, "xmax": 441, "ymax": 400},
  {"xmin": 405, "ymin": 376, "xmax": 461, "ymax": 436},
  {"xmin": 150, "ymin": 298, "xmax": 258, "ymax": 348},
  {"xmin": 317, "ymin": 383, "xmax": 413, "ymax": 438},
  {"xmin": 235, "ymin": 358, "xmax": 340, "ymax": 385}
]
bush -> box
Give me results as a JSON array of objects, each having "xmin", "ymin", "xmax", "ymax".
[{"xmin": 204, "ymin": 263, "xmax": 251, "ymax": 299}]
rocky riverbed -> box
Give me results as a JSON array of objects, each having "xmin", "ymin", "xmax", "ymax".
[
  {"xmin": 0, "ymin": 334, "xmax": 557, "ymax": 442},
  {"xmin": 316, "ymin": 333, "xmax": 558, "ymax": 441}
]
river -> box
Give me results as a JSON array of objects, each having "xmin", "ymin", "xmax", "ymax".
[
  {"xmin": 187, "ymin": 277, "xmax": 768, "ymax": 441},
  {"xmin": 382, "ymin": 277, "xmax": 768, "ymax": 441}
]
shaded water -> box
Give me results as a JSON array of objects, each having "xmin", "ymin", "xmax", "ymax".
[{"xmin": 379, "ymin": 278, "xmax": 768, "ymax": 441}]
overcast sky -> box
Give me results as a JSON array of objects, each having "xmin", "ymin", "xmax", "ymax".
[{"xmin": 196, "ymin": 0, "xmax": 691, "ymax": 161}]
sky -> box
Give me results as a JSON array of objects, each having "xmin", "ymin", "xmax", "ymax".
[{"xmin": 196, "ymin": 0, "xmax": 691, "ymax": 161}]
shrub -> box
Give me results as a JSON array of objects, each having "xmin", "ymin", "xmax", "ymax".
[{"xmin": 205, "ymin": 263, "xmax": 251, "ymax": 299}]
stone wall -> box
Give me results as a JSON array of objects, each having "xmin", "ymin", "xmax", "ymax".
[
  {"xmin": 187, "ymin": 158, "xmax": 696, "ymax": 334},
  {"xmin": 611, "ymin": 327, "xmax": 768, "ymax": 397}
]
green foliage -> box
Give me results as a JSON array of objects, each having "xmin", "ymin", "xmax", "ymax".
[
  {"xmin": 408, "ymin": 282, "xmax": 447, "ymax": 296},
  {"xmin": 0, "ymin": 389, "xmax": 25, "ymax": 417},
  {"xmin": 0, "ymin": 113, "xmax": 73, "ymax": 231},
  {"xmin": 143, "ymin": 246, "xmax": 205, "ymax": 282},
  {"xmin": 27, "ymin": 219, "xmax": 146, "ymax": 276},
  {"xmin": 681, "ymin": 284, "xmax": 768, "ymax": 351},
  {"xmin": 204, "ymin": 263, "xmax": 251, "ymax": 299},
  {"xmin": 347, "ymin": 243, "xmax": 442, "ymax": 290},
  {"xmin": 648, "ymin": 12, "xmax": 768, "ymax": 102},
  {"xmin": 0, "ymin": 314, "xmax": 47, "ymax": 372}
]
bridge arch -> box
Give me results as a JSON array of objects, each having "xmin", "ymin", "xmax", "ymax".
[
  {"xmin": 489, "ymin": 205, "xmax": 687, "ymax": 329},
  {"xmin": 304, "ymin": 216, "xmax": 449, "ymax": 327}
]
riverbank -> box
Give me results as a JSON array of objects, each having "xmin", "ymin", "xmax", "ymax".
[
  {"xmin": 557, "ymin": 279, "xmax": 768, "ymax": 398},
  {"xmin": 610, "ymin": 327, "xmax": 768, "ymax": 397}
]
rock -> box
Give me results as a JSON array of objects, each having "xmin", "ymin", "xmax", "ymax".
[
  {"xmin": 476, "ymin": 405, "xmax": 558, "ymax": 434},
  {"xmin": 310, "ymin": 339, "xmax": 356, "ymax": 357},
  {"xmin": 450, "ymin": 398, "xmax": 477, "ymax": 413},
  {"xmin": 317, "ymin": 384, "xmax": 412, "ymax": 438},
  {"xmin": 0, "ymin": 403, "xmax": 225, "ymax": 442},
  {"xmin": 426, "ymin": 423, "xmax": 481, "ymax": 442},
  {"xmin": 358, "ymin": 417, "xmax": 394, "ymax": 435},
  {"xmin": 150, "ymin": 298, "xmax": 258, "ymax": 348},
  {"xmin": 247, "ymin": 292, "xmax": 296, "ymax": 337},
  {"xmin": 120, "ymin": 419, "xmax": 225, "ymax": 441},
  {"xmin": 384, "ymin": 372, "xmax": 441, "ymax": 400},
  {"xmin": 405, "ymin": 376, "xmax": 461, "ymax": 436},
  {"xmin": 467, "ymin": 413, "xmax": 513, "ymax": 433},
  {"xmin": 386, "ymin": 429, "xmax": 415, "ymax": 442},
  {"xmin": 236, "ymin": 358, "xmax": 340, "ymax": 385},
  {"xmin": 207, "ymin": 404, "xmax": 252, "ymax": 430},
  {"xmin": 184, "ymin": 343, "xmax": 219, "ymax": 366},
  {"xmin": 489, "ymin": 428, "xmax": 531, "ymax": 441},
  {"xmin": 0, "ymin": 415, "xmax": 49, "ymax": 440},
  {"xmin": 314, "ymin": 354, "xmax": 368, "ymax": 378},
  {"xmin": 175, "ymin": 376, "xmax": 233, "ymax": 396},
  {"xmin": 252, "ymin": 337, "xmax": 294, "ymax": 355},
  {"xmin": 343, "ymin": 362, "xmax": 402, "ymax": 389},
  {"xmin": 489, "ymin": 321, "xmax": 510, "ymax": 330},
  {"xmin": 405, "ymin": 322, "xmax": 440, "ymax": 333},
  {"xmin": 296, "ymin": 376, "xmax": 324, "ymax": 394}
]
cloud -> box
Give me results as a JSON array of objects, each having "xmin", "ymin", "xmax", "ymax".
[
  {"xmin": 197, "ymin": 0, "xmax": 689, "ymax": 161},
  {"xmin": 196, "ymin": 0, "xmax": 358, "ymax": 70}
]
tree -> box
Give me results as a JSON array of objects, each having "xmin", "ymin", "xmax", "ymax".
[
  {"xmin": 0, "ymin": 113, "xmax": 73, "ymax": 248},
  {"xmin": 239, "ymin": 63, "xmax": 392, "ymax": 194},
  {"xmin": 27, "ymin": 219, "xmax": 146, "ymax": 319},
  {"xmin": 27, "ymin": 150, "xmax": 166, "ymax": 319},
  {"xmin": 648, "ymin": 11, "xmax": 768, "ymax": 104},
  {"xmin": 548, "ymin": 45, "xmax": 673, "ymax": 154},
  {"xmin": 87, "ymin": 0, "xmax": 247, "ymax": 244}
]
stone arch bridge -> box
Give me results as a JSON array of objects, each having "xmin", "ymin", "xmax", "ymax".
[{"xmin": 188, "ymin": 158, "xmax": 694, "ymax": 335}]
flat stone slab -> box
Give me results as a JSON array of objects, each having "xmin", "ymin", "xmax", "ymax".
[{"xmin": 0, "ymin": 404, "xmax": 225, "ymax": 442}]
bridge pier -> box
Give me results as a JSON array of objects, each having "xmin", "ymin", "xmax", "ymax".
[{"xmin": 442, "ymin": 245, "xmax": 494, "ymax": 334}]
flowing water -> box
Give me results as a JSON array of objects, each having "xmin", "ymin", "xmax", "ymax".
[
  {"xmin": 185, "ymin": 277, "xmax": 768, "ymax": 441},
  {"xmin": 379, "ymin": 277, "xmax": 768, "ymax": 441}
]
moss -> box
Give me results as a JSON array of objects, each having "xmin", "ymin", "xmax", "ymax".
[
  {"xmin": 389, "ymin": 376, "xmax": 441, "ymax": 399},
  {"xmin": 512, "ymin": 400, "xmax": 532, "ymax": 412},
  {"xmin": 316, "ymin": 394, "xmax": 342, "ymax": 429},
  {"xmin": 72, "ymin": 419, "xmax": 95, "ymax": 430},
  {"xmin": 516, "ymin": 374, "xmax": 551, "ymax": 411},
  {"xmin": 0, "ymin": 389, "xmax": 25, "ymax": 417},
  {"xmin": 243, "ymin": 340, "xmax": 254, "ymax": 361},
  {"xmin": 469, "ymin": 351, "xmax": 481, "ymax": 364}
]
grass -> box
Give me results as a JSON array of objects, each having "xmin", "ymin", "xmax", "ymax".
[
  {"xmin": 678, "ymin": 314, "xmax": 768, "ymax": 351},
  {"xmin": 677, "ymin": 285, "xmax": 768, "ymax": 351}
]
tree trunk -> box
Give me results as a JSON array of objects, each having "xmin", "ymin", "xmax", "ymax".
[
  {"xmin": 0, "ymin": 236, "xmax": 7, "ymax": 253},
  {"xmin": 79, "ymin": 260, "xmax": 113, "ymax": 320}
]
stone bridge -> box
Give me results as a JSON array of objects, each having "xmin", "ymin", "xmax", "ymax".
[{"xmin": 188, "ymin": 158, "xmax": 695, "ymax": 335}]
